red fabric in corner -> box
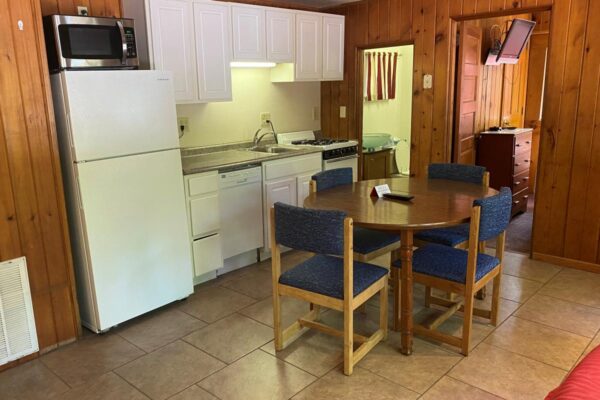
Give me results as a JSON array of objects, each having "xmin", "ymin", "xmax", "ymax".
[{"xmin": 546, "ymin": 345, "xmax": 600, "ymax": 399}]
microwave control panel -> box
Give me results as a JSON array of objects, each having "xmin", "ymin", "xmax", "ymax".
[{"xmin": 124, "ymin": 27, "xmax": 137, "ymax": 58}]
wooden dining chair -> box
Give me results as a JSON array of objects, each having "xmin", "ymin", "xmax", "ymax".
[
  {"xmin": 310, "ymin": 168, "xmax": 401, "ymax": 262},
  {"xmin": 391, "ymin": 187, "xmax": 512, "ymax": 355},
  {"xmin": 414, "ymin": 163, "xmax": 490, "ymax": 301},
  {"xmin": 270, "ymin": 202, "xmax": 389, "ymax": 375}
]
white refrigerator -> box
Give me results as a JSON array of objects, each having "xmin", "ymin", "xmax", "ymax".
[{"xmin": 51, "ymin": 70, "xmax": 193, "ymax": 332}]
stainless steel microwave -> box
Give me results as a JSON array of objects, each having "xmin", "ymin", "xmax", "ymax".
[{"xmin": 44, "ymin": 15, "xmax": 139, "ymax": 72}]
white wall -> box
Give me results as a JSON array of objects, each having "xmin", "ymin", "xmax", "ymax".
[
  {"xmin": 178, "ymin": 68, "xmax": 321, "ymax": 148},
  {"xmin": 362, "ymin": 45, "xmax": 413, "ymax": 144}
]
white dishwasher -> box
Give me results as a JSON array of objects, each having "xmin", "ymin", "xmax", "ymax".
[{"xmin": 219, "ymin": 165, "xmax": 264, "ymax": 261}]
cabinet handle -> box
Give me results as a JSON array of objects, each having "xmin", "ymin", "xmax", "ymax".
[
  {"xmin": 516, "ymin": 144, "xmax": 521, "ymax": 147},
  {"xmin": 523, "ymin": 177, "xmax": 529, "ymax": 181},
  {"xmin": 514, "ymin": 181, "xmax": 521, "ymax": 186},
  {"xmin": 515, "ymin": 163, "xmax": 520, "ymax": 167},
  {"xmin": 526, "ymin": 141, "xmax": 531, "ymax": 144}
]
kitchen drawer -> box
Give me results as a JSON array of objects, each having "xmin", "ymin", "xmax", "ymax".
[
  {"xmin": 514, "ymin": 131, "xmax": 532, "ymax": 154},
  {"xmin": 188, "ymin": 171, "xmax": 218, "ymax": 197},
  {"xmin": 513, "ymin": 151, "xmax": 531, "ymax": 175},
  {"xmin": 190, "ymin": 193, "xmax": 220, "ymax": 237},
  {"xmin": 263, "ymin": 153, "xmax": 322, "ymax": 181},
  {"xmin": 192, "ymin": 233, "xmax": 222, "ymax": 276},
  {"xmin": 512, "ymin": 188, "xmax": 529, "ymax": 215},
  {"xmin": 512, "ymin": 169, "xmax": 530, "ymax": 193}
]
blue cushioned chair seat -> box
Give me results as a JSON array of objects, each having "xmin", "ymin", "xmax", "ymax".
[
  {"xmin": 414, "ymin": 224, "xmax": 470, "ymax": 247},
  {"xmin": 353, "ymin": 227, "xmax": 400, "ymax": 255},
  {"xmin": 392, "ymin": 243, "xmax": 500, "ymax": 284},
  {"xmin": 279, "ymin": 255, "xmax": 388, "ymax": 299}
]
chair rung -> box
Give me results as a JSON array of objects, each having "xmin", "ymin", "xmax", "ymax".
[
  {"xmin": 414, "ymin": 324, "xmax": 462, "ymax": 348},
  {"xmin": 298, "ymin": 318, "xmax": 370, "ymax": 343},
  {"xmin": 424, "ymin": 299, "xmax": 464, "ymax": 330},
  {"xmin": 352, "ymin": 329, "xmax": 385, "ymax": 365},
  {"xmin": 428, "ymin": 296, "xmax": 492, "ymax": 320}
]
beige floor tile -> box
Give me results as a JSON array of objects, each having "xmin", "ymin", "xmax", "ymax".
[
  {"xmin": 169, "ymin": 385, "xmax": 218, "ymax": 400},
  {"xmin": 52, "ymin": 372, "xmax": 149, "ymax": 400},
  {"xmin": 199, "ymin": 350, "xmax": 316, "ymax": 400},
  {"xmin": 358, "ymin": 335, "xmax": 462, "ymax": 394},
  {"xmin": 449, "ymin": 343, "xmax": 566, "ymax": 399},
  {"xmin": 578, "ymin": 331, "xmax": 600, "ymax": 362},
  {"xmin": 515, "ymin": 294, "xmax": 600, "ymax": 338},
  {"xmin": 262, "ymin": 331, "xmax": 343, "ymax": 377},
  {"xmin": 292, "ymin": 367, "xmax": 419, "ymax": 399},
  {"xmin": 184, "ymin": 314, "xmax": 273, "ymax": 363},
  {"xmin": 502, "ymin": 252, "xmax": 562, "ymax": 283},
  {"xmin": 238, "ymin": 296, "xmax": 311, "ymax": 328},
  {"xmin": 117, "ymin": 308, "xmax": 206, "ymax": 352},
  {"xmin": 485, "ymin": 317, "xmax": 589, "ymax": 370},
  {"xmin": 41, "ymin": 333, "xmax": 144, "ymax": 387},
  {"xmin": 178, "ymin": 286, "xmax": 256, "ymax": 323},
  {"xmin": 0, "ymin": 360, "xmax": 69, "ymax": 400},
  {"xmin": 115, "ymin": 341, "xmax": 225, "ymax": 400},
  {"xmin": 220, "ymin": 269, "xmax": 273, "ymax": 300},
  {"xmin": 421, "ymin": 376, "xmax": 503, "ymax": 400},
  {"xmin": 539, "ymin": 268, "xmax": 600, "ymax": 308},
  {"xmin": 474, "ymin": 292, "xmax": 522, "ymax": 325},
  {"xmin": 500, "ymin": 274, "xmax": 543, "ymax": 303}
]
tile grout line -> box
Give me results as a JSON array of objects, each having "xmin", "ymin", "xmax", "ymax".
[{"xmin": 509, "ymin": 313, "xmax": 599, "ymax": 339}]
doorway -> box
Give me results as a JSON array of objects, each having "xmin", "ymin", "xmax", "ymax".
[
  {"xmin": 359, "ymin": 44, "xmax": 414, "ymax": 180},
  {"xmin": 451, "ymin": 11, "xmax": 550, "ymax": 254}
]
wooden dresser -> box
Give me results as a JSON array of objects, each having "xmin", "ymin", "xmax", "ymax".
[
  {"xmin": 362, "ymin": 149, "xmax": 394, "ymax": 180},
  {"xmin": 476, "ymin": 128, "xmax": 533, "ymax": 216}
]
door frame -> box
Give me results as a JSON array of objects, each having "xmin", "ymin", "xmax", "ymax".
[{"xmin": 355, "ymin": 40, "xmax": 414, "ymax": 179}]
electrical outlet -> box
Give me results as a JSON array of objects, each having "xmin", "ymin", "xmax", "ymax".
[
  {"xmin": 339, "ymin": 106, "xmax": 346, "ymax": 119},
  {"xmin": 177, "ymin": 117, "xmax": 189, "ymax": 131},
  {"xmin": 312, "ymin": 106, "xmax": 320, "ymax": 121},
  {"xmin": 423, "ymin": 74, "xmax": 433, "ymax": 89},
  {"xmin": 260, "ymin": 112, "xmax": 271, "ymax": 126},
  {"xmin": 77, "ymin": 6, "xmax": 89, "ymax": 16}
]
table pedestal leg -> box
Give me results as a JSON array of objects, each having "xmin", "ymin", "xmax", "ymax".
[{"xmin": 400, "ymin": 230, "xmax": 413, "ymax": 355}]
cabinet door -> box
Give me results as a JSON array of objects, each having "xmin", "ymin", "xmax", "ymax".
[
  {"xmin": 192, "ymin": 234, "xmax": 223, "ymax": 276},
  {"xmin": 296, "ymin": 173, "xmax": 314, "ymax": 206},
  {"xmin": 295, "ymin": 13, "xmax": 322, "ymax": 81},
  {"xmin": 190, "ymin": 193, "xmax": 220, "ymax": 237},
  {"xmin": 266, "ymin": 10, "xmax": 294, "ymax": 62},
  {"xmin": 149, "ymin": 0, "xmax": 197, "ymax": 102},
  {"xmin": 193, "ymin": 1, "xmax": 232, "ymax": 101},
  {"xmin": 264, "ymin": 177, "xmax": 297, "ymax": 247},
  {"xmin": 322, "ymin": 15, "xmax": 344, "ymax": 81},
  {"xmin": 232, "ymin": 5, "xmax": 266, "ymax": 61}
]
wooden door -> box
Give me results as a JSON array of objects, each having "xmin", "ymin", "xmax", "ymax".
[
  {"xmin": 453, "ymin": 22, "xmax": 482, "ymax": 164},
  {"xmin": 148, "ymin": 0, "xmax": 197, "ymax": 102}
]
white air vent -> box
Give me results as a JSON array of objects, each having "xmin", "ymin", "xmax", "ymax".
[{"xmin": 0, "ymin": 257, "xmax": 38, "ymax": 365}]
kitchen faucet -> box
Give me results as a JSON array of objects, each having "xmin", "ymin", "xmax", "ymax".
[{"xmin": 252, "ymin": 120, "xmax": 276, "ymax": 147}]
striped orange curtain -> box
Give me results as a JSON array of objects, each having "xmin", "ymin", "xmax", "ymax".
[{"xmin": 364, "ymin": 52, "xmax": 399, "ymax": 101}]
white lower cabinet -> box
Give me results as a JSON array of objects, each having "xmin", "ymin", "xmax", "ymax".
[
  {"xmin": 262, "ymin": 153, "xmax": 322, "ymax": 253},
  {"xmin": 185, "ymin": 171, "xmax": 223, "ymax": 283}
]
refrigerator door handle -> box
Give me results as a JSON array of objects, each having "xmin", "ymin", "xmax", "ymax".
[{"xmin": 116, "ymin": 21, "xmax": 127, "ymax": 65}]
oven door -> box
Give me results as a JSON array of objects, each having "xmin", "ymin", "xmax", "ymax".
[
  {"xmin": 50, "ymin": 15, "xmax": 138, "ymax": 70},
  {"xmin": 323, "ymin": 154, "xmax": 359, "ymax": 182}
]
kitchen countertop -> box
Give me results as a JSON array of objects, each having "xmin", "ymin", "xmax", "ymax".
[{"xmin": 181, "ymin": 147, "xmax": 322, "ymax": 175}]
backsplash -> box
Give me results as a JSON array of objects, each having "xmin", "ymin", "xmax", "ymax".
[{"xmin": 177, "ymin": 68, "xmax": 321, "ymax": 148}]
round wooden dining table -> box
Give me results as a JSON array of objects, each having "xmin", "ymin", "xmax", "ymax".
[{"xmin": 304, "ymin": 176, "xmax": 497, "ymax": 355}]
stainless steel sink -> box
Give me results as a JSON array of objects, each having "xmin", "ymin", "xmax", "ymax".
[{"xmin": 244, "ymin": 146, "xmax": 299, "ymax": 154}]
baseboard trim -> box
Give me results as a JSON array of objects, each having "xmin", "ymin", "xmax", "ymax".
[{"xmin": 532, "ymin": 252, "xmax": 600, "ymax": 273}]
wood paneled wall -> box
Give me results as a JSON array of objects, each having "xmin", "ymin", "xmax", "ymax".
[
  {"xmin": 40, "ymin": 0, "xmax": 121, "ymax": 16},
  {"xmin": 322, "ymin": 0, "xmax": 600, "ymax": 269},
  {"xmin": 0, "ymin": 0, "xmax": 79, "ymax": 364}
]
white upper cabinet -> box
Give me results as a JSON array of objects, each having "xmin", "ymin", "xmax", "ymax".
[
  {"xmin": 232, "ymin": 5, "xmax": 266, "ymax": 61},
  {"xmin": 295, "ymin": 13, "xmax": 323, "ymax": 81},
  {"xmin": 148, "ymin": 0, "xmax": 197, "ymax": 102},
  {"xmin": 266, "ymin": 10, "xmax": 294, "ymax": 63},
  {"xmin": 193, "ymin": 1, "xmax": 232, "ymax": 102},
  {"xmin": 322, "ymin": 15, "xmax": 344, "ymax": 80}
]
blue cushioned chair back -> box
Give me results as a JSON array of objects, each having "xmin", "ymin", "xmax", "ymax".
[
  {"xmin": 312, "ymin": 168, "xmax": 353, "ymax": 192},
  {"xmin": 474, "ymin": 187, "xmax": 512, "ymax": 241},
  {"xmin": 274, "ymin": 202, "xmax": 346, "ymax": 256},
  {"xmin": 428, "ymin": 163, "xmax": 486, "ymax": 185}
]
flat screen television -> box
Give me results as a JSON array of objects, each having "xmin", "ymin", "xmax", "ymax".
[{"xmin": 496, "ymin": 18, "xmax": 536, "ymax": 64}]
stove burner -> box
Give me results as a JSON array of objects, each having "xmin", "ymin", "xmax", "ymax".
[{"xmin": 291, "ymin": 138, "xmax": 349, "ymax": 146}]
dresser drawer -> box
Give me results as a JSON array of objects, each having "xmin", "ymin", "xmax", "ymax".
[
  {"xmin": 512, "ymin": 170, "xmax": 530, "ymax": 193},
  {"xmin": 512, "ymin": 189, "xmax": 529, "ymax": 215},
  {"xmin": 513, "ymin": 152, "xmax": 531, "ymax": 175},
  {"xmin": 514, "ymin": 131, "xmax": 532, "ymax": 154}
]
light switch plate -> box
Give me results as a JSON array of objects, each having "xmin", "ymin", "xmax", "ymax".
[
  {"xmin": 423, "ymin": 74, "xmax": 433, "ymax": 89},
  {"xmin": 339, "ymin": 106, "xmax": 346, "ymax": 119}
]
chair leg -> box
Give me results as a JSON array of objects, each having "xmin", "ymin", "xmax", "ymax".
[
  {"xmin": 461, "ymin": 288, "xmax": 474, "ymax": 356},
  {"xmin": 380, "ymin": 280, "xmax": 389, "ymax": 340},
  {"xmin": 475, "ymin": 286, "xmax": 487, "ymax": 300},
  {"xmin": 391, "ymin": 268, "xmax": 401, "ymax": 331},
  {"xmin": 490, "ymin": 270, "xmax": 502, "ymax": 326},
  {"xmin": 310, "ymin": 303, "xmax": 321, "ymax": 321},
  {"xmin": 273, "ymin": 291, "xmax": 283, "ymax": 351},
  {"xmin": 344, "ymin": 302, "xmax": 354, "ymax": 375},
  {"xmin": 424, "ymin": 286, "xmax": 432, "ymax": 307}
]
